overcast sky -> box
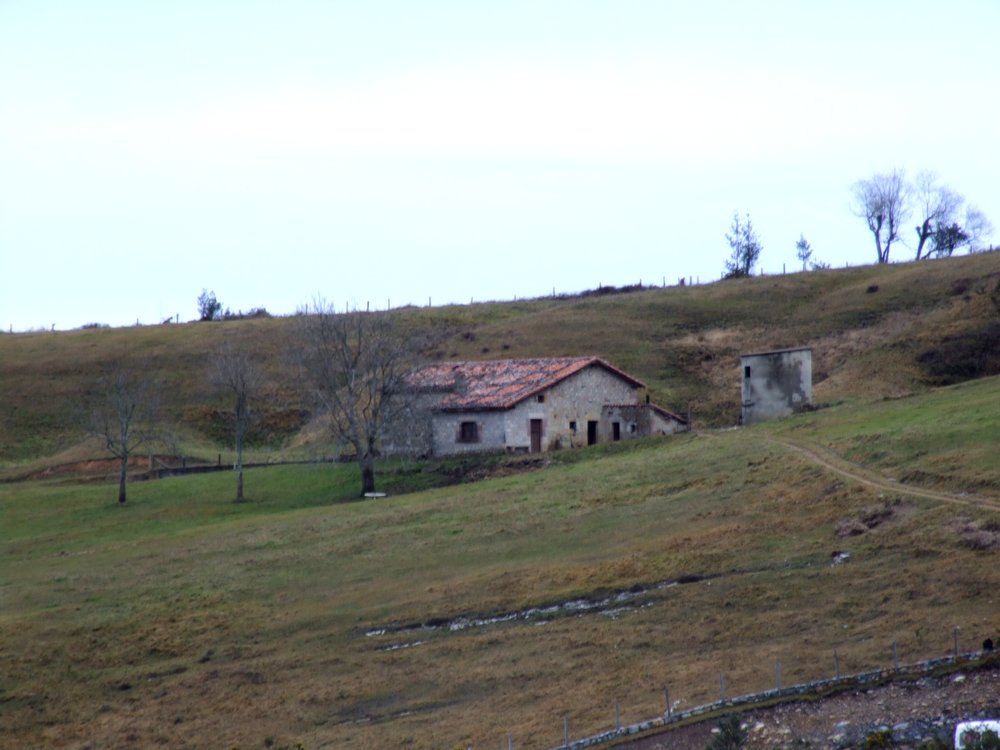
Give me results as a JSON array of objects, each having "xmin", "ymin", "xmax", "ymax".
[{"xmin": 2, "ymin": 1, "xmax": 998, "ymax": 331}]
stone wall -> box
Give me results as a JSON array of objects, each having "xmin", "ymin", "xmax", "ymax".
[{"xmin": 430, "ymin": 364, "xmax": 641, "ymax": 455}]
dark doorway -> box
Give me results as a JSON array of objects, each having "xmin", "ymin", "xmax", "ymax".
[
  {"xmin": 587, "ymin": 420, "xmax": 598, "ymax": 446},
  {"xmin": 530, "ymin": 419, "xmax": 543, "ymax": 453},
  {"xmin": 612, "ymin": 422, "xmax": 621, "ymax": 441}
]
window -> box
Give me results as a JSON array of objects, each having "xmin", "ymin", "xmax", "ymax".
[
  {"xmin": 569, "ymin": 421, "xmax": 577, "ymax": 433},
  {"xmin": 744, "ymin": 366, "xmax": 751, "ymax": 379},
  {"xmin": 612, "ymin": 422, "xmax": 621, "ymax": 441},
  {"xmin": 536, "ymin": 394, "xmax": 545, "ymax": 403},
  {"xmin": 458, "ymin": 421, "xmax": 480, "ymax": 443}
]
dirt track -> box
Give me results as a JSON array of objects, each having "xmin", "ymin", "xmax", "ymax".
[{"xmin": 774, "ymin": 438, "xmax": 1000, "ymax": 514}]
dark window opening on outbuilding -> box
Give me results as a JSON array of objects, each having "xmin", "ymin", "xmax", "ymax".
[
  {"xmin": 744, "ymin": 366, "xmax": 751, "ymax": 378},
  {"xmin": 458, "ymin": 421, "xmax": 480, "ymax": 443},
  {"xmin": 569, "ymin": 421, "xmax": 577, "ymax": 433},
  {"xmin": 536, "ymin": 394, "xmax": 545, "ymax": 403}
]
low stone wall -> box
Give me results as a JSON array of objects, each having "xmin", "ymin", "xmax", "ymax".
[{"xmin": 548, "ymin": 651, "xmax": 999, "ymax": 750}]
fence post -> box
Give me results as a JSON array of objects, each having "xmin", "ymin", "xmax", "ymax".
[
  {"xmin": 664, "ymin": 686, "xmax": 670, "ymax": 718},
  {"xmin": 775, "ymin": 659, "xmax": 782, "ymax": 690},
  {"xmin": 507, "ymin": 734, "xmax": 513, "ymax": 750},
  {"xmin": 892, "ymin": 641, "xmax": 899, "ymax": 670},
  {"xmin": 563, "ymin": 716, "xmax": 570, "ymax": 747},
  {"xmin": 954, "ymin": 626, "xmax": 961, "ymax": 662},
  {"xmin": 719, "ymin": 672, "xmax": 726, "ymax": 701},
  {"xmin": 834, "ymin": 650, "xmax": 841, "ymax": 679}
]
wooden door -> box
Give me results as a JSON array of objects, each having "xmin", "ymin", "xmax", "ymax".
[{"xmin": 530, "ymin": 419, "xmax": 543, "ymax": 453}]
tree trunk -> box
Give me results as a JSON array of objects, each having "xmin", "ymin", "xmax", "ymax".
[
  {"xmin": 118, "ymin": 455, "xmax": 128, "ymax": 504},
  {"xmin": 234, "ymin": 433, "xmax": 245, "ymax": 502},
  {"xmin": 359, "ymin": 453, "xmax": 376, "ymax": 496},
  {"xmin": 915, "ymin": 219, "xmax": 932, "ymax": 260}
]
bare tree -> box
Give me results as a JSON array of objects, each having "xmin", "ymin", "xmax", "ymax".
[
  {"xmin": 211, "ymin": 339, "xmax": 264, "ymax": 501},
  {"xmin": 296, "ymin": 301, "xmax": 418, "ymax": 497},
  {"xmin": 851, "ymin": 170, "xmax": 910, "ymax": 263},
  {"xmin": 723, "ymin": 212, "xmax": 762, "ymax": 278},
  {"xmin": 963, "ymin": 206, "xmax": 994, "ymax": 253},
  {"xmin": 912, "ymin": 171, "xmax": 962, "ymax": 260},
  {"xmin": 84, "ymin": 357, "xmax": 160, "ymax": 504}
]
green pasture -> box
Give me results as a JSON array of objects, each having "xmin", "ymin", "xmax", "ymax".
[{"xmin": 3, "ymin": 376, "xmax": 1000, "ymax": 748}]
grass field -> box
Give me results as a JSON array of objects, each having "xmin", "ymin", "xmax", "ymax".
[
  {"xmin": 3, "ymin": 373, "xmax": 999, "ymax": 749},
  {"xmin": 3, "ymin": 254, "xmax": 1000, "ymax": 748}
]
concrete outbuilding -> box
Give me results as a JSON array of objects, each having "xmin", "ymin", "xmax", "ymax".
[{"xmin": 740, "ymin": 347, "xmax": 812, "ymax": 425}]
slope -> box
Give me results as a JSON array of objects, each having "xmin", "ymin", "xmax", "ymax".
[
  {"xmin": 2, "ymin": 375, "xmax": 999, "ymax": 749},
  {"xmin": 1, "ymin": 253, "xmax": 999, "ymax": 469}
]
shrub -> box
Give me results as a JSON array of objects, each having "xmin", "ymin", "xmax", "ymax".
[
  {"xmin": 865, "ymin": 728, "xmax": 894, "ymax": 749},
  {"xmin": 706, "ymin": 716, "xmax": 746, "ymax": 750},
  {"xmin": 198, "ymin": 289, "xmax": 223, "ymax": 321}
]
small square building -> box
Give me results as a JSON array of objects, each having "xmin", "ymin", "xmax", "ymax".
[{"xmin": 740, "ymin": 347, "xmax": 812, "ymax": 425}]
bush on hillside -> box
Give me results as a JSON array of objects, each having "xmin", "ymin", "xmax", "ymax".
[
  {"xmin": 706, "ymin": 716, "xmax": 746, "ymax": 750},
  {"xmin": 197, "ymin": 289, "xmax": 223, "ymax": 321},
  {"xmin": 917, "ymin": 321, "xmax": 1000, "ymax": 384}
]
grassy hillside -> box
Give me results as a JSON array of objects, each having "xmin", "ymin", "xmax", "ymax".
[
  {"xmin": 3, "ymin": 374, "xmax": 1000, "ymax": 748},
  {"xmin": 2, "ymin": 253, "xmax": 999, "ymax": 469},
  {"xmin": 2, "ymin": 254, "xmax": 1000, "ymax": 748}
]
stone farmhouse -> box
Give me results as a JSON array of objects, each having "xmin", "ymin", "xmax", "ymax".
[
  {"xmin": 384, "ymin": 356, "xmax": 687, "ymax": 457},
  {"xmin": 740, "ymin": 347, "xmax": 812, "ymax": 425}
]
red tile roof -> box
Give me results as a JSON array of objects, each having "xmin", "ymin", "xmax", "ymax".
[{"xmin": 406, "ymin": 357, "xmax": 645, "ymax": 411}]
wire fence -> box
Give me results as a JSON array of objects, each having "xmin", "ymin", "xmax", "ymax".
[{"xmin": 487, "ymin": 631, "xmax": 999, "ymax": 750}]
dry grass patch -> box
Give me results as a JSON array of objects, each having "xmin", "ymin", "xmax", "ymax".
[{"xmin": 950, "ymin": 516, "xmax": 1000, "ymax": 552}]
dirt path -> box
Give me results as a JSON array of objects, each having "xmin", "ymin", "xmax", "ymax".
[{"xmin": 772, "ymin": 438, "xmax": 1000, "ymax": 514}]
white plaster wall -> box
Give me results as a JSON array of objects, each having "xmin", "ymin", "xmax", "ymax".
[
  {"xmin": 740, "ymin": 349, "xmax": 812, "ymax": 425},
  {"xmin": 505, "ymin": 365, "xmax": 640, "ymax": 451},
  {"xmin": 430, "ymin": 410, "xmax": 508, "ymax": 455},
  {"xmin": 431, "ymin": 364, "xmax": 641, "ymax": 455}
]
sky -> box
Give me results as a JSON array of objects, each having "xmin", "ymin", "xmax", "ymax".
[{"xmin": 2, "ymin": 1, "xmax": 999, "ymax": 331}]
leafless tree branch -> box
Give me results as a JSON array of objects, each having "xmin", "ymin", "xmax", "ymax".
[
  {"xmin": 211, "ymin": 338, "xmax": 265, "ymax": 501},
  {"xmin": 83, "ymin": 356, "xmax": 160, "ymax": 504},
  {"xmin": 295, "ymin": 299, "xmax": 421, "ymax": 496}
]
